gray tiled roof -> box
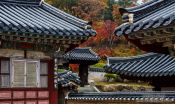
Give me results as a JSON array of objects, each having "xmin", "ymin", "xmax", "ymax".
[
  {"xmin": 64, "ymin": 47, "xmax": 100, "ymax": 62},
  {"xmin": 1, "ymin": 0, "xmax": 41, "ymax": 5},
  {"xmin": 115, "ymin": 0, "xmax": 175, "ymax": 36},
  {"xmin": 57, "ymin": 71, "xmax": 81, "ymax": 87},
  {"xmin": 106, "ymin": 53, "xmax": 175, "ymax": 77},
  {"xmin": 68, "ymin": 92, "xmax": 175, "ymax": 101},
  {"xmin": 0, "ymin": 0, "xmax": 96, "ymax": 36}
]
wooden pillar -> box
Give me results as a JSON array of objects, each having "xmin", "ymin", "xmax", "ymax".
[
  {"xmin": 58, "ymin": 88, "xmax": 66, "ymax": 104},
  {"xmin": 24, "ymin": 50, "xmax": 27, "ymax": 58},
  {"xmin": 152, "ymin": 80, "xmax": 161, "ymax": 91},
  {"xmin": 79, "ymin": 64, "xmax": 89, "ymax": 87},
  {"xmin": 154, "ymin": 84, "xmax": 161, "ymax": 91},
  {"xmin": 48, "ymin": 59, "xmax": 58, "ymax": 104}
]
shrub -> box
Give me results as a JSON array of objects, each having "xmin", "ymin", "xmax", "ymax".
[
  {"xmin": 57, "ymin": 69, "xmax": 66, "ymax": 73},
  {"xmin": 91, "ymin": 63, "xmax": 105, "ymax": 68},
  {"xmin": 104, "ymin": 73, "xmax": 122, "ymax": 82}
]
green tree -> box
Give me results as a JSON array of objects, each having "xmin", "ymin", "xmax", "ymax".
[
  {"xmin": 117, "ymin": 0, "xmax": 132, "ymax": 7},
  {"xmin": 103, "ymin": 0, "xmax": 115, "ymax": 21}
]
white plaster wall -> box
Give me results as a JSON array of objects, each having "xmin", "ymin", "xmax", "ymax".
[
  {"xmin": 88, "ymin": 71, "xmax": 106, "ymax": 82},
  {"xmin": 0, "ymin": 49, "xmax": 50, "ymax": 59}
]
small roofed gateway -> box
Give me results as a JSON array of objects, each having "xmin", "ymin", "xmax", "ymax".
[
  {"xmin": 0, "ymin": 0, "xmax": 96, "ymax": 104},
  {"xmin": 106, "ymin": 53, "xmax": 175, "ymax": 91},
  {"xmin": 115, "ymin": 0, "xmax": 175, "ymax": 54},
  {"xmin": 64, "ymin": 47, "xmax": 100, "ymax": 86}
]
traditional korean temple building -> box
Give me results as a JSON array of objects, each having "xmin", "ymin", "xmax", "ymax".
[
  {"xmin": 0, "ymin": 0, "xmax": 96, "ymax": 104},
  {"xmin": 115, "ymin": 0, "xmax": 175, "ymax": 55},
  {"xmin": 106, "ymin": 53, "xmax": 175, "ymax": 91},
  {"xmin": 112, "ymin": 0, "xmax": 175, "ymax": 91},
  {"xmin": 66, "ymin": 0, "xmax": 175, "ymax": 104}
]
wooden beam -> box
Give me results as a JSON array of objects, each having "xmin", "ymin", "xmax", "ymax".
[
  {"xmin": 24, "ymin": 50, "xmax": 27, "ymax": 58},
  {"xmin": 131, "ymin": 25, "xmax": 175, "ymax": 40},
  {"xmin": 140, "ymin": 35, "xmax": 175, "ymax": 45},
  {"xmin": 143, "ymin": 31, "xmax": 154, "ymax": 37},
  {"xmin": 156, "ymin": 37, "xmax": 171, "ymax": 43},
  {"xmin": 128, "ymin": 35, "xmax": 136, "ymax": 39},
  {"xmin": 135, "ymin": 33, "xmax": 144, "ymax": 39},
  {"xmin": 163, "ymin": 41, "xmax": 173, "ymax": 47},
  {"xmin": 154, "ymin": 30, "xmax": 162, "ymax": 35}
]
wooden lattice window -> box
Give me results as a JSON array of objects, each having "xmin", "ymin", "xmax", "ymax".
[
  {"xmin": 0, "ymin": 59, "xmax": 48, "ymax": 88},
  {"xmin": 0, "ymin": 60, "xmax": 10, "ymax": 88},
  {"xmin": 40, "ymin": 62, "xmax": 48, "ymax": 88},
  {"xmin": 11, "ymin": 59, "xmax": 40, "ymax": 87}
]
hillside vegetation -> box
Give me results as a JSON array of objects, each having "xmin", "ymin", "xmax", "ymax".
[{"xmin": 46, "ymin": 0, "xmax": 147, "ymax": 59}]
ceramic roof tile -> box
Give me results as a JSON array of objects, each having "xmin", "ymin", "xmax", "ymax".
[
  {"xmin": 106, "ymin": 53, "xmax": 175, "ymax": 77},
  {"xmin": 64, "ymin": 47, "xmax": 100, "ymax": 62},
  {"xmin": 57, "ymin": 71, "xmax": 81, "ymax": 87},
  {"xmin": 0, "ymin": 0, "xmax": 96, "ymax": 37},
  {"xmin": 68, "ymin": 92, "xmax": 175, "ymax": 101},
  {"xmin": 115, "ymin": 0, "xmax": 175, "ymax": 36}
]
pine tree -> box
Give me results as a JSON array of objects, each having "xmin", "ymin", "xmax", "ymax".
[
  {"xmin": 104, "ymin": 0, "xmax": 115, "ymax": 21},
  {"xmin": 117, "ymin": 0, "xmax": 132, "ymax": 7}
]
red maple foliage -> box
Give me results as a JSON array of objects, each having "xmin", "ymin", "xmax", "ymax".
[
  {"xmin": 69, "ymin": 64, "xmax": 79, "ymax": 72},
  {"xmin": 81, "ymin": 20, "xmax": 117, "ymax": 59},
  {"xmin": 81, "ymin": 20, "xmax": 117, "ymax": 47},
  {"xmin": 97, "ymin": 48, "xmax": 113, "ymax": 58}
]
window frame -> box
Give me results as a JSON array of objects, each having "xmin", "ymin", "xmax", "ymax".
[
  {"xmin": 10, "ymin": 58, "xmax": 40, "ymax": 88},
  {"xmin": 40, "ymin": 60, "xmax": 49, "ymax": 88},
  {"xmin": 0, "ymin": 58, "xmax": 10, "ymax": 88},
  {"xmin": 0, "ymin": 58, "xmax": 49, "ymax": 88}
]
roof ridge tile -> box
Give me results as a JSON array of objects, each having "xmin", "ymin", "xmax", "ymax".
[{"xmin": 0, "ymin": 0, "xmax": 41, "ymax": 6}]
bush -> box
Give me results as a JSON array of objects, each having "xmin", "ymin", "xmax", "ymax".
[
  {"xmin": 91, "ymin": 63, "xmax": 105, "ymax": 68},
  {"xmin": 57, "ymin": 69, "xmax": 66, "ymax": 73},
  {"xmin": 104, "ymin": 73, "xmax": 122, "ymax": 82}
]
